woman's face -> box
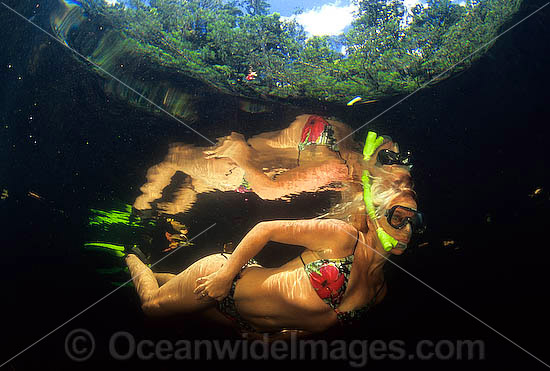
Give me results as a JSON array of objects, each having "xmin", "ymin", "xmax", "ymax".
[{"xmin": 379, "ymin": 194, "xmax": 418, "ymax": 255}]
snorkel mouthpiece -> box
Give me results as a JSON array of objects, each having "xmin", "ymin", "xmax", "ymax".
[{"xmin": 376, "ymin": 228, "xmax": 399, "ymax": 252}]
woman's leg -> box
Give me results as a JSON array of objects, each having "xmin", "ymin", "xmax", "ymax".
[
  {"xmin": 134, "ymin": 144, "xmax": 236, "ymax": 211},
  {"xmin": 133, "ymin": 160, "xmax": 177, "ymax": 210},
  {"xmin": 125, "ymin": 254, "xmax": 159, "ymax": 305},
  {"xmin": 154, "ymin": 273, "xmax": 176, "ymax": 286},
  {"xmin": 125, "ymin": 253, "xmax": 227, "ymax": 316},
  {"xmin": 156, "ymin": 185, "xmax": 198, "ymax": 215}
]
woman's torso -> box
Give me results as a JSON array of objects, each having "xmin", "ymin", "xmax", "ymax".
[{"xmin": 230, "ymin": 233, "xmax": 386, "ymax": 332}]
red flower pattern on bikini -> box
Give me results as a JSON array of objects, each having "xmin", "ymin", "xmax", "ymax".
[
  {"xmin": 300, "ymin": 115, "xmax": 329, "ymax": 144},
  {"xmin": 309, "ymin": 264, "xmax": 345, "ymax": 302}
]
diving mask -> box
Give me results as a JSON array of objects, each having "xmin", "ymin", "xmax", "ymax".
[
  {"xmin": 377, "ymin": 149, "xmax": 412, "ymax": 168},
  {"xmin": 385, "ymin": 205, "xmax": 425, "ymax": 233}
]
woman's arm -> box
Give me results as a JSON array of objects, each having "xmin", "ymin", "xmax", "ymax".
[
  {"xmin": 203, "ymin": 132, "xmax": 280, "ymax": 193},
  {"xmin": 194, "ymin": 219, "xmax": 357, "ymax": 300},
  {"xmin": 204, "ymin": 133, "xmax": 349, "ymax": 200},
  {"xmin": 225, "ymin": 219, "xmax": 358, "ymax": 276},
  {"xmin": 236, "ymin": 158, "xmax": 349, "ymax": 200}
]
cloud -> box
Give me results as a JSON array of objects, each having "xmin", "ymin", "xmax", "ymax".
[
  {"xmin": 403, "ymin": 0, "xmax": 422, "ymax": 9},
  {"xmin": 283, "ymin": 1, "xmax": 359, "ymax": 37}
]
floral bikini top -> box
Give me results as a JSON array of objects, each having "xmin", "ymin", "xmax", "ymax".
[
  {"xmin": 300, "ymin": 231, "xmax": 386, "ymax": 325},
  {"xmin": 298, "ymin": 115, "xmax": 339, "ymax": 152}
]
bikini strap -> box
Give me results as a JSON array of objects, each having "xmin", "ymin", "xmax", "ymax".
[
  {"xmin": 351, "ymin": 230, "xmax": 360, "ymax": 255},
  {"xmin": 300, "ymin": 229, "xmax": 359, "ymax": 265},
  {"xmin": 299, "ymin": 252, "xmax": 306, "ymax": 266}
]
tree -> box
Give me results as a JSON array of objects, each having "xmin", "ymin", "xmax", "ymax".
[
  {"xmin": 69, "ymin": 0, "xmax": 524, "ymax": 104},
  {"xmin": 239, "ymin": 0, "xmax": 270, "ymax": 16}
]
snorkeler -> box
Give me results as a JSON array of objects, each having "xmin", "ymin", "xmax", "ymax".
[
  {"xmin": 132, "ymin": 115, "xmax": 359, "ymax": 215},
  {"xmin": 125, "ymin": 132, "xmax": 423, "ymax": 335}
]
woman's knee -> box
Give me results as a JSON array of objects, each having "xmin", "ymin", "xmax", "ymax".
[
  {"xmin": 195, "ymin": 254, "xmax": 228, "ymax": 277},
  {"xmin": 141, "ymin": 295, "xmax": 164, "ymax": 317}
]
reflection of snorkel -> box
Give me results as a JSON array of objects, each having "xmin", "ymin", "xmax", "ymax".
[{"xmin": 362, "ymin": 132, "xmax": 406, "ymax": 252}]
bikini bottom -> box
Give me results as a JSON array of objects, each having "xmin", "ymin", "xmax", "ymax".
[{"xmin": 217, "ymin": 253, "xmax": 260, "ymax": 333}]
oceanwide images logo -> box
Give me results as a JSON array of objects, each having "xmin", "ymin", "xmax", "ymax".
[
  {"xmin": 65, "ymin": 329, "xmax": 485, "ymax": 366},
  {"xmin": 65, "ymin": 329, "xmax": 96, "ymax": 362}
]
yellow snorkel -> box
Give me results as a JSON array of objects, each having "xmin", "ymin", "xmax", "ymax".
[{"xmin": 362, "ymin": 132, "xmax": 401, "ymax": 252}]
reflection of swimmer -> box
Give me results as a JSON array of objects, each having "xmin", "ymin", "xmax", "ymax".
[
  {"xmin": 126, "ymin": 131, "xmax": 423, "ymax": 336},
  {"xmin": 133, "ymin": 115, "xmax": 359, "ymax": 215}
]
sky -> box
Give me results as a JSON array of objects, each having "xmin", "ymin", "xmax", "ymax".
[
  {"xmin": 272, "ymin": 0, "xmax": 466, "ymax": 37},
  {"xmin": 101, "ymin": 0, "xmax": 466, "ymax": 38},
  {"xmin": 279, "ymin": 1, "xmax": 360, "ymax": 37}
]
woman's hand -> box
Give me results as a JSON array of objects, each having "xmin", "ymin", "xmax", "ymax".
[
  {"xmin": 193, "ymin": 269, "xmax": 234, "ymax": 301},
  {"xmin": 203, "ymin": 132, "xmax": 249, "ymax": 164}
]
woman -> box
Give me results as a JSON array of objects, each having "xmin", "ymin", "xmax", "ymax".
[
  {"xmin": 133, "ymin": 114, "xmax": 358, "ymax": 215},
  {"xmin": 126, "ymin": 132, "xmax": 422, "ymax": 335}
]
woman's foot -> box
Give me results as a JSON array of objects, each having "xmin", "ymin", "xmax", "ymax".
[{"xmin": 126, "ymin": 246, "xmax": 150, "ymax": 264}]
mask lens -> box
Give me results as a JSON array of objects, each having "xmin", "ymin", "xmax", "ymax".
[
  {"xmin": 389, "ymin": 206, "xmax": 416, "ymax": 228},
  {"xmin": 412, "ymin": 212, "xmax": 426, "ymax": 234},
  {"xmin": 400, "ymin": 151, "xmax": 412, "ymax": 166},
  {"xmin": 387, "ymin": 206, "xmax": 425, "ymax": 233},
  {"xmin": 377, "ymin": 149, "xmax": 412, "ymax": 167},
  {"xmin": 377, "ymin": 149, "xmax": 399, "ymax": 165}
]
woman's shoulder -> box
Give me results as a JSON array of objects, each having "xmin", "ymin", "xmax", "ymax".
[
  {"xmin": 317, "ymin": 218, "xmax": 354, "ymax": 228},
  {"xmin": 315, "ymin": 219, "xmax": 359, "ymax": 253}
]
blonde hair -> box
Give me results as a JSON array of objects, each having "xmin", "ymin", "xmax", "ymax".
[{"xmin": 323, "ymin": 160, "xmax": 416, "ymax": 232}]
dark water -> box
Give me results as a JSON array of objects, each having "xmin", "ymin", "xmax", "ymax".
[{"xmin": 1, "ymin": 1, "xmax": 550, "ymax": 370}]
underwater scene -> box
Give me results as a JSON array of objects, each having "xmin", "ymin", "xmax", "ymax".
[{"xmin": 1, "ymin": 0, "xmax": 549, "ymax": 369}]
